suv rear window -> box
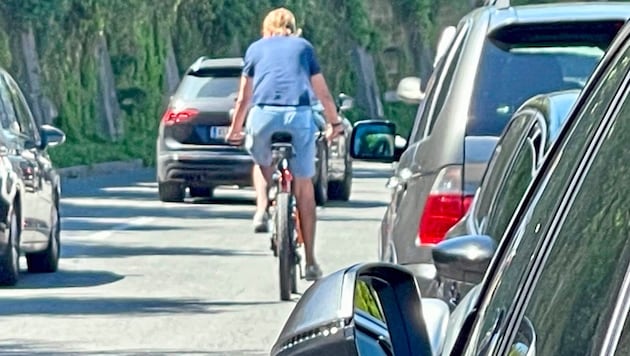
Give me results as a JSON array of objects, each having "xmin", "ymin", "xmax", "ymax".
[
  {"xmin": 177, "ymin": 68, "xmax": 241, "ymax": 100},
  {"xmin": 467, "ymin": 20, "xmax": 622, "ymax": 137}
]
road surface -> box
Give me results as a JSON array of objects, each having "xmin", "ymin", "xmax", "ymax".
[{"xmin": 0, "ymin": 162, "xmax": 393, "ymax": 355}]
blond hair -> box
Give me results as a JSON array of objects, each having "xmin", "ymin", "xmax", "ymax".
[{"xmin": 261, "ymin": 7, "xmax": 302, "ymax": 37}]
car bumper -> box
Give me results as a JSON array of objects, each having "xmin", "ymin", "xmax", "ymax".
[{"xmin": 157, "ymin": 149, "xmax": 254, "ymax": 187}]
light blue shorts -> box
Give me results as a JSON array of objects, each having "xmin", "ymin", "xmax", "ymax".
[{"xmin": 245, "ymin": 105, "xmax": 317, "ymax": 178}]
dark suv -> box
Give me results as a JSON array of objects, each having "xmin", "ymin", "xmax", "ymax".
[
  {"xmin": 156, "ymin": 57, "xmax": 353, "ymax": 204},
  {"xmin": 376, "ymin": 2, "xmax": 630, "ymax": 291}
]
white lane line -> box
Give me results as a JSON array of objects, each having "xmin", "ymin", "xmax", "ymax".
[{"xmin": 82, "ymin": 217, "xmax": 156, "ymax": 240}]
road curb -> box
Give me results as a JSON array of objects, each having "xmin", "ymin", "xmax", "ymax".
[{"xmin": 58, "ymin": 159, "xmax": 145, "ymax": 179}]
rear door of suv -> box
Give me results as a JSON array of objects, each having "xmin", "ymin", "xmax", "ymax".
[{"xmin": 161, "ymin": 66, "xmax": 241, "ymax": 149}]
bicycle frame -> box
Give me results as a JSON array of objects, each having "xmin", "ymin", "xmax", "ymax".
[{"xmin": 273, "ymin": 157, "xmax": 304, "ymax": 246}]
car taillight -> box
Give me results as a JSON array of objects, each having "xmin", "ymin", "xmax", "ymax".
[
  {"xmin": 418, "ymin": 165, "xmax": 474, "ymax": 245},
  {"xmin": 161, "ymin": 108, "xmax": 199, "ymax": 125}
]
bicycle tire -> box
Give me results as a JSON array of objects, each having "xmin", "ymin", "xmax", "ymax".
[{"xmin": 277, "ymin": 192, "xmax": 295, "ymax": 301}]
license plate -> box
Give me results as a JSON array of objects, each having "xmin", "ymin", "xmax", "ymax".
[{"xmin": 210, "ymin": 126, "xmax": 229, "ymax": 140}]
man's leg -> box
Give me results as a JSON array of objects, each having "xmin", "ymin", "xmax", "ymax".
[
  {"xmin": 253, "ymin": 164, "xmax": 273, "ymax": 232},
  {"xmin": 253, "ymin": 164, "xmax": 273, "ymax": 213},
  {"xmin": 293, "ymin": 178, "xmax": 317, "ymax": 267}
]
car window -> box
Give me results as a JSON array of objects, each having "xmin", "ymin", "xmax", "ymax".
[
  {"xmin": 177, "ymin": 68, "xmax": 241, "ymax": 100},
  {"xmin": 0, "ymin": 75, "xmax": 20, "ymax": 135},
  {"xmin": 507, "ymin": 81, "xmax": 630, "ymax": 356},
  {"xmin": 615, "ymin": 315, "xmax": 630, "ymax": 356},
  {"xmin": 0, "ymin": 83, "xmax": 11, "ymax": 130},
  {"xmin": 4, "ymin": 74, "xmax": 37, "ymax": 139},
  {"xmin": 473, "ymin": 114, "xmax": 530, "ymax": 230},
  {"xmin": 410, "ymin": 21, "xmax": 469, "ymax": 142},
  {"xmin": 468, "ymin": 42, "xmax": 630, "ymax": 356},
  {"xmin": 354, "ymin": 279, "xmax": 386, "ymax": 324},
  {"xmin": 483, "ymin": 119, "xmax": 542, "ymax": 241},
  {"xmin": 468, "ymin": 41, "xmax": 604, "ymax": 137}
]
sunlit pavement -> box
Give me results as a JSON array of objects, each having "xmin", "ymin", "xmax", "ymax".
[{"xmin": 0, "ymin": 161, "xmax": 392, "ymax": 355}]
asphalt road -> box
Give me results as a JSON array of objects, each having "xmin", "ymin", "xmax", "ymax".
[{"xmin": 0, "ymin": 162, "xmax": 393, "ymax": 355}]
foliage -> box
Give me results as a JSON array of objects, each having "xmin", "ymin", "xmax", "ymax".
[{"xmin": 0, "ymin": 0, "xmax": 602, "ymax": 167}]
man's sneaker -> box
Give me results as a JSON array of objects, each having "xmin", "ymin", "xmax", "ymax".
[
  {"xmin": 304, "ymin": 264, "xmax": 323, "ymax": 281},
  {"xmin": 253, "ymin": 211, "xmax": 269, "ymax": 233}
]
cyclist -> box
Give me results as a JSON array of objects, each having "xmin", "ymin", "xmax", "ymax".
[{"xmin": 226, "ymin": 7, "xmax": 343, "ymax": 281}]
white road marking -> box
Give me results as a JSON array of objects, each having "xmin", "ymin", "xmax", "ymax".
[{"xmin": 62, "ymin": 216, "xmax": 157, "ymax": 240}]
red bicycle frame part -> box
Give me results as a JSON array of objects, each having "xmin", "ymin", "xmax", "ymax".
[{"xmin": 279, "ymin": 168, "xmax": 293, "ymax": 193}]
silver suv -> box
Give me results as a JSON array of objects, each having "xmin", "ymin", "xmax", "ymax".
[{"xmin": 353, "ymin": 1, "xmax": 630, "ymax": 293}]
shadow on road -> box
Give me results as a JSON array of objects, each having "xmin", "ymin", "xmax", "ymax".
[
  {"xmin": 0, "ymin": 342, "xmax": 267, "ymax": 356},
  {"xmin": 8, "ymin": 269, "xmax": 124, "ymax": 289},
  {"xmin": 318, "ymin": 216, "xmax": 381, "ymax": 222},
  {"xmin": 0, "ymin": 297, "xmax": 279, "ymax": 316},
  {"xmin": 60, "ymin": 201, "xmax": 254, "ymax": 221},
  {"xmin": 351, "ymin": 166, "xmax": 393, "ymax": 179},
  {"xmin": 190, "ymin": 195, "xmax": 256, "ymax": 206},
  {"xmin": 61, "ymin": 243, "xmax": 268, "ymax": 259},
  {"xmin": 324, "ymin": 199, "xmax": 386, "ymax": 209}
]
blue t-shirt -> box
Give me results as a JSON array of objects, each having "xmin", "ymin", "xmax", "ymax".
[{"xmin": 243, "ymin": 36, "xmax": 321, "ymax": 106}]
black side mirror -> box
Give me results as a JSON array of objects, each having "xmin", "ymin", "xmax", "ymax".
[
  {"xmin": 432, "ymin": 235, "xmax": 497, "ymax": 285},
  {"xmin": 349, "ymin": 120, "xmax": 397, "ymax": 163},
  {"xmin": 271, "ymin": 263, "xmax": 436, "ymax": 356},
  {"xmin": 39, "ymin": 124, "xmax": 66, "ymax": 149}
]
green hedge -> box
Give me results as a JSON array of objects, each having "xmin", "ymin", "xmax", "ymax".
[{"xmin": 0, "ymin": 0, "xmax": 589, "ymax": 167}]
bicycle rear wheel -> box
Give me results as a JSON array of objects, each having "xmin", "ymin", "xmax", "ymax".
[{"xmin": 277, "ymin": 192, "xmax": 295, "ymax": 301}]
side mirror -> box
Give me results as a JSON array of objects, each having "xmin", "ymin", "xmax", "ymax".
[
  {"xmin": 434, "ymin": 26, "xmax": 457, "ymax": 68},
  {"xmin": 432, "ymin": 235, "xmax": 497, "ymax": 285},
  {"xmin": 349, "ymin": 120, "xmax": 396, "ymax": 163},
  {"xmin": 270, "ymin": 263, "xmax": 436, "ymax": 356},
  {"xmin": 396, "ymin": 77, "xmax": 424, "ymax": 104},
  {"xmin": 338, "ymin": 93, "xmax": 354, "ymax": 112},
  {"xmin": 39, "ymin": 124, "xmax": 66, "ymax": 149}
]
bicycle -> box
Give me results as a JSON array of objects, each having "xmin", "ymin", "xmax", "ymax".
[{"xmin": 267, "ymin": 131, "xmax": 304, "ymax": 301}]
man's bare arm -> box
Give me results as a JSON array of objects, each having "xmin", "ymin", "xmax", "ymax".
[
  {"xmin": 311, "ymin": 73, "xmax": 341, "ymax": 125},
  {"xmin": 232, "ymin": 75, "xmax": 253, "ymax": 129}
]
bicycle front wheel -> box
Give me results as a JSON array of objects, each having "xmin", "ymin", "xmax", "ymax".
[{"xmin": 276, "ymin": 192, "xmax": 295, "ymax": 301}]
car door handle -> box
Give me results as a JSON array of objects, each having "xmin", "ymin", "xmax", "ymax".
[{"xmin": 0, "ymin": 146, "xmax": 7, "ymax": 156}]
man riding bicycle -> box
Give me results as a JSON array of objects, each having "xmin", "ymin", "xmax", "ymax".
[{"xmin": 226, "ymin": 7, "xmax": 343, "ymax": 281}]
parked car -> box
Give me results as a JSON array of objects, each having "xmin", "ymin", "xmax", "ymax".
[
  {"xmin": 0, "ymin": 68, "xmax": 66, "ymax": 286},
  {"xmin": 430, "ymin": 89, "xmax": 580, "ymax": 306},
  {"xmin": 377, "ymin": 1, "xmax": 630, "ymax": 293},
  {"xmin": 156, "ymin": 57, "xmax": 354, "ymax": 205},
  {"xmin": 271, "ymin": 17, "xmax": 630, "ymax": 356}
]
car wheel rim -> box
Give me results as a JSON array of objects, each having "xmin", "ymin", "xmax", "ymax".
[
  {"xmin": 51, "ymin": 206, "xmax": 59, "ymax": 258},
  {"xmin": 10, "ymin": 212, "xmax": 18, "ymax": 273}
]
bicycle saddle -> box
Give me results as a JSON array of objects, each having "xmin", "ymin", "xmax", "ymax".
[{"xmin": 271, "ymin": 132, "xmax": 293, "ymax": 144}]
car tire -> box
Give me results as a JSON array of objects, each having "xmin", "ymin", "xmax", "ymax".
[
  {"xmin": 190, "ymin": 186, "xmax": 213, "ymax": 199},
  {"xmin": 26, "ymin": 202, "xmax": 60, "ymax": 273},
  {"xmin": 158, "ymin": 181, "xmax": 185, "ymax": 202},
  {"xmin": 328, "ymin": 155, "xmax": 352, "ymax": 201},
  {"xmin": 0, "ymin": 204, "xmax": 19, "ymax": 286},
  {"xmin": 314, "ymin": 152, "xmax": 328, "ymax": 207}
]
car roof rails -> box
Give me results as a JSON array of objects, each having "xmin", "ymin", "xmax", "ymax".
[
  {"xmin": 484, "ymin": 0, "xmax": 510, "ymax": 9},
  {"xmin": 190, "ymin": 56, "xmax": 208, "ymax": 72}
]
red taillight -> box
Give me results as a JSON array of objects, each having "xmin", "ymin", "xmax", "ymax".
[
  {"xmin": 418, "ymin": 166, "xmax": 474, "ymax": 245},
  {"xmin": 161, "ymin": 108, "xmax": 199, "ymax": 125}
]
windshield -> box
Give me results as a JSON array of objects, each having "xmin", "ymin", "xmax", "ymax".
[
  {"xmin": 468, "ymin": 42, "xmax": 603, "ymax": 136},
  {"xmin": 177, "ymin": 70, "xmax": 241, "ymax": 100}
]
